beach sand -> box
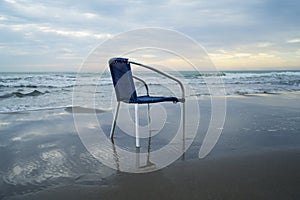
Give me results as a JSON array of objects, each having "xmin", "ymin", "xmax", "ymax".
[{"xmin": 0, "ymin": 92, "xmax": 299, "ymax": 200}]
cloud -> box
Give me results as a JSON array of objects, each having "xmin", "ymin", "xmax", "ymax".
[
  {"xmin": 38, "ymin": 26, "xmax": 112, "ymax": 39},
  {"xmin": 257, "ymin": 43, "xmax": 273, "ymax": 48},
  {"xmin": 287, "ymin": 39, "xmax": 300, "ymax": 43},
  {"xmin": 0, "ymin": 0, "xmax": 299, "ymax": 71}
]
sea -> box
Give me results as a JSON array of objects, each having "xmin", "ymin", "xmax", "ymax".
[{"xmin": 0, "ymin": 70, "xmax": 299, "ymax": 113}]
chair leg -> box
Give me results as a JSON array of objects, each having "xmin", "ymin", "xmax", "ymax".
[
  {"xmin": 135, "ymin": 104, "xmax": 140, "ymax": 148},
  {"xmin": 147, "ymin": 104, "xmax": 151, "ymax": 135},
  {"xmin": 110, "ymin": 102, "xmax": 120, "ymax": 139},
  {"xmin": 181, "ymin": 102, "xmax": 186, "ymax": 160},
  {"xmin": 147, "ymin": 103, "xmax": 151, "ymax": 151},
  {"xmin": 147, "ymin": 103, "xmax": 152, "ymax": 164}
]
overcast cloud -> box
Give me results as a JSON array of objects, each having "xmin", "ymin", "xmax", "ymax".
[{"xmin": 0, "ymin": 0, "xmax": 299, "ymax": 71}]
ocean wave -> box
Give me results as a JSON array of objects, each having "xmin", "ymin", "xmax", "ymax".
[
  {"xmin": 0, "ymin": 77, "xmax": 22, "ymax": 82},
  {"xmin": 0, "ymin": 84, "xmax": 74, "ymax": 89},
  {"xmin": 0, "ymin": 82, "xmax": 112, "ymax": 89},
  {"xmin": 224, "ymin": 71, "xmax": 300, "ymax": 79},
  {"xmin": 181, "ymin": 72, "xmax": 226, "ymax": 78},
  {"xmin": 0, "ymin": 90, "xmax": 48, "ymax": 99},
  {"xmin": 201, "ymin": 72, "xmax": 226, "ymax": 77},
  {"xmin": 278, "ymin": 80, "xmax": 300, "ymax": 86},
  {"xmin": 233, "ymin": 90, "xmax": 280, "ymax": 96},
  {"xmin": 0, "ymin": 84, "xmax": 38, "ymax": 88}
]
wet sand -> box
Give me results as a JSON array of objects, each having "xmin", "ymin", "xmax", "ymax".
[
  {"xmin": 0, "ymin": 92, "xmax": 299, "ymax": 200},
  {"xmin": 6, "ymin": 149, "xmax": 300, "ymax": 200}
]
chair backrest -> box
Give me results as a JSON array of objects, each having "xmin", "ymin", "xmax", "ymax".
[{"xmin": 109, "ymin": 57, "xmax": 137, "ymax": 103}]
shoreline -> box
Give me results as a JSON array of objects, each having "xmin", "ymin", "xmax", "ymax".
[{"xmin": 0, "ymin": 90, "xmax": 299, "ymax": 114}]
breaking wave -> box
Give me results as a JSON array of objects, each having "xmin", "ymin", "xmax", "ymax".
[{"xmin": 0, "ymin": 90, "xmax": 48, "ymax": 99}]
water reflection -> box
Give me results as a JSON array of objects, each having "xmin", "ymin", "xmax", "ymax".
[
  {"xmin": 109, "ymin": 102, "xmax": 186, "ymax": 172},
  {"xmin": 0, "ymin": 110, "xmax": 115, "ymax": 198}
]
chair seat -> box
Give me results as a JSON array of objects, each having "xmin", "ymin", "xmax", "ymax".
[{"xmin": 130, "ymin": 95, "xmax": 179, "ymax": 104}]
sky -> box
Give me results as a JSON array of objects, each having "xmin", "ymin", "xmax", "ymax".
[{"xmin": 0, "ymin": 0, "xmax": 299, "ymax": 71}]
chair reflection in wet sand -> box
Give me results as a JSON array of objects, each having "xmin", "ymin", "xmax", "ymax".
[
  {"xmin": 108, "ymin": 57, "xmax": 185, "ymax": 151},
  {"xmin": 111, "ymin": 126, "xmax": 156, "ymax": 172}
]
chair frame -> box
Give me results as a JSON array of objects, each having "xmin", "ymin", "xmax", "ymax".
[{"xmin": 109, "ymin": 59, "xmax": 185, "ymax": 148}]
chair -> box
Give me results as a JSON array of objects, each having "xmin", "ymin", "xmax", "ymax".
[{"xmin": 109, "ymin": 57, "xmax": 185, "ymax": 147}]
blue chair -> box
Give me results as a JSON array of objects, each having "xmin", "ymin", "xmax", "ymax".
[{"xmin": 109, "ymin": 57, "xmax": 185, "ymax": 147}]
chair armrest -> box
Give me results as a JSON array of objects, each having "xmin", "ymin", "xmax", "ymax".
[
  {"xmin": 130, "ymin": 61, "xmax": 185, "ymax": 102},
  {"xmin": 133, "ymin": 75, "xmax": 149, "ymax": 96}
]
